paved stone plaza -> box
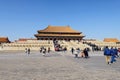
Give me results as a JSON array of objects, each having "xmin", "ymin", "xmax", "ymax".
[{"xmin": 0, "ymin": 51, "xmax": 120, "ymax": 80}]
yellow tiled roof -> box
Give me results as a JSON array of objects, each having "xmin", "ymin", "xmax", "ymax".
[
  {"xmin": 103, "ymin": 38, "xmax": 120, "ymax": 42},
  {"xmin": 38, "ymin": 25, "xmax": 81, "ymax": 33}
]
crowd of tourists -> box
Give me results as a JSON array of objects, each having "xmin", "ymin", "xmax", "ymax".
[
  {"xmin": 104, "ymin": 46, "xmax": 119, "ymax": 64},
  {"xmin": 39, "ymin": 47, "xmax": 50, "ymax": 56},
  {"xmin": 71, "ymin": 47, "xmax": 89, "ymax": 58},
  {"xmin": 25, "ymin": 48, "xmax": 31, "ymax": 55},
  {"xmin": 24, "ymin": 45, "xmax": 120, "ymax": 65},
  {"xmin": 25, "ymin": 47, "xmax": 51, "ymax": 56}
]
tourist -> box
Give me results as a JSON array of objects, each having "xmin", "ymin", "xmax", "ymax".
[
  {"xmin": 74, "ymin": 49, "xmax": 78, "ymax": 58},
  {"xmin": 77, "ymin": 48, "xmax": 80, "ymax": 54},
  {"xmin": 110, "ymin": 47, "xmax": 116, "ymax": 63},
  {"xmin": 42, "ymin": 48, "xmax": 46, "ymax": 56},
  {"xmin": 48, "ymin": 47, "xmax": 50, "ymax": 53},
  {"xmin": 28, "ymin": 48, "xmax": 30, "ymax": 55},
  {"xmin": 25, "ymin": 48, "xmax": 27, "ymax": 53},
  {"xmin": 83, "ymin": 48, "xmax": 89, "ymax": 58},
  {"xmin": 74, "ymin": 48, "xmax": 80, "ymax": 58},
  {"xmin": 104, "ymin": 46, "xmax": 111, "ymax": 64},
  {"xmin": 80, "ymin": 50, "xmax": 85, "ymax": 58},
  {"xmin": 40, "ymin": 47, "xmax": 42, "ymax": 53},
  {"xmin": 114, "ymin": 47, "xmax": 119, "ymax": 58},
  {"xmin": 71, "ymin": 48, "xmax": 74, "ymax": 54}
]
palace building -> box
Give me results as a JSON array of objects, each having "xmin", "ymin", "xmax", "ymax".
[
  {"xmin": 0, "ymin": 37, "xmax": 10, "ymax": 44},
  {"xmin": 1, "ymin": 25, "xmax": 120, "ymax": 51},
  {"xmin": 0, "ymin": 25, "xmax": 89, "ymax": 51},
  {"xmin": 34, "ymin": 25, "xmax": 85, "ymax": 41}
]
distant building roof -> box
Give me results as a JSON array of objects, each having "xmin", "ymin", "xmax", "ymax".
[
  {"xmin": 0, "ymin": 37, "xmax": 10, "ymax": 43},
  {"xmin": 103, "ymin": 38, "xmax": 119, "ymax": 42},
  {"xmin": 38, "ymin": 25, "xmax": 81, "ymax": 33},
  {"xmin": 18, "ymin": 38, "xmax": 37, "ymax": 41}
]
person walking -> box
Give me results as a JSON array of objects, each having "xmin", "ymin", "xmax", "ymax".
[
  {"xmin": 28, "ymin": 48, "xmax": 30, "ymax": 55},
  {"xmin": 42, "ymin": 48, "xmax": 46, "ymax": 56},
  {"xmin": 114, "ymin": 47, "xmax": 119, "ymax": 58},
  {"xmin": 80, "ymin": 50, "xmax": 85, "ymax": 58},
  {"xmin": 25, "ymin": 48, "xmax": 27, "ymax": 53},
  {"xmin": 71, "ymin": 48, "xmax": 74, "ymax": 54},
  {"xmin": 40, "ymin": 47, "xmax": 42, "ymax": 53},
  {"xmin": 110, "ymin": 47, "xmax": 116, "ymax": 63},
  {"xmin": 83, "ymin": 48, "xmax": 89, "ymax": 58},
  {"xmin": 104, "ymin": 46, "xmax": 111, "ymax": 64},
  {"xmin": 74, "ymin": 48, "xmax": 79, "ymax": 58},
  {"xmin": 48, "ymin": 47, "xmax": 50, "ymax": 53}
]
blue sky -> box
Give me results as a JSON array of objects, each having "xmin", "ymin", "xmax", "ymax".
[{"xmin": 0, "ymin": 0, "xmax": 120, "ymax": 41}]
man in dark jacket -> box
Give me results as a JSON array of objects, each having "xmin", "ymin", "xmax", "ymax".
[
  {"xmin": 104, "ymin": 46, "xmax": 111, "ymax": 64},
  {"xmin": 83, "ymin": 48, "xmax": 89, "ymax": 58},
  {"xmin": 114, "ymin": 47, "xmax": 119, "ymax": 57},
  {"xmin": 110, "ymin": 47, "xmax": 116, "ymax": 63},
  {"xmin": 28, "ymin": 48, "xmax": 30, "ymax": 55}
]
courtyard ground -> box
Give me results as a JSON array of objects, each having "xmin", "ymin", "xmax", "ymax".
[{"xmin": 0, "ymin": 51, "xmax": 120, "ymax": 80}]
